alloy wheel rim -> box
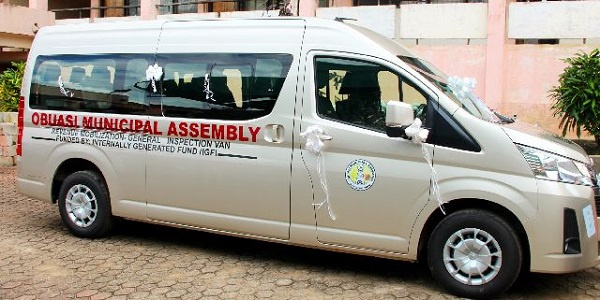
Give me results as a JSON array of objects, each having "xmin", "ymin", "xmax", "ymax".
[
  {"xmin": 442, "ymin": 228, "xmax": 502, "ymax": 286},
  {"xmin": 65, "ymin": 184, "xmax": 98, "ymax": 228}
]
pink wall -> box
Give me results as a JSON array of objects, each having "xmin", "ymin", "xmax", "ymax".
[
  {"xmin": 298, "ymin": 0, "xmax": 317, "ymax": 17},
  {"xmin": 407, "ymin": 44, "xmax": 598, "ymax": 138},
  {"xmin": 501, "ymin": 45, "xmax": 598, "ymax": 137},
  {"xmin": 140, "ymin": 0, "xmax": 157, "ymax": 20},
  {"xmin": 28, "ymin": 0, "xmax": 47, "ymax": 11},
  {"xmin": 0, "ymin": 4, "xmax": 54, "ymax": 36},
  {"xmin": 408, "ymin": 45, "xmax": 487, "ymax": 99},
  {"xmin": 484, "ymin": 0, "xmax": 507, "ymax": 110}
]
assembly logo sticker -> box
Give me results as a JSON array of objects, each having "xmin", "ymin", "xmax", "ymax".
[{"xmin": 345, "ymin": 159, "xmax": 376, "ymax": 191}]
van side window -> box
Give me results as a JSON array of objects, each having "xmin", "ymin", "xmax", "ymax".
[
  {"xmin": 81, "ymin": 63, "xmax": 115, "ymax": 110},
  {"xmin": 209, "ymin": 64, "xmax": 252, "ymax": 108},
  {"xmin": 30, "ymin": 54, "xmax": 152, "ymax": 115},
  {"xmin": 157, "ymin": 53, "xmax": 292, "ymax": 120},
  {"xmin": 160, "ymin": 62, "xmax": 209, "ymax": 118},
  {"xmin": 315, "ymin": 57, "xmax": 429, "ymax": 132}
]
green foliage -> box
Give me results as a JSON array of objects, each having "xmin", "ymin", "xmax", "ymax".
[
  {"xmin": 0, "ymin": 61, "xmax": 26, "ymax": 112},
  {"xmin": 550, "ymin": 49, "xmax": 600, "ymax": 141}
]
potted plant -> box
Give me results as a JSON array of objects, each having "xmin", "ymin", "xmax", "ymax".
[{"xmin": 550, "ymin": 49, "xmax": 600, "ymax": 145}]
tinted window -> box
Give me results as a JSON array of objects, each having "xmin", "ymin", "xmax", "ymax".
[
  {"xmin": 30, "ymin": 53, "xmax": 293, "ymax": 120},
  {"xmin": 156, "ymin": 53, "xmax": 293, "ymax": 120},
  {"xmin": 30, "ymin": 54, "xmax": 152, "ymax": 115},
  {"xmin": 315, "ymin": 56, "xmax": 429, "ymax": 132}
]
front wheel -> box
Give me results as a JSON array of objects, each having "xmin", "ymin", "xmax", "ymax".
[
  {"xmin": 58, "ymin": 170, "xmax": 113, "ymax": 238},
  {"xmin": 427, "ymin": 209, "xmax": 523, "ymax": 299}
]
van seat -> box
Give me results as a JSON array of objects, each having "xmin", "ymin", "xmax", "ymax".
[{"xmin": 336, "ymin": 71, "xmax": 383, "ymax": 126}]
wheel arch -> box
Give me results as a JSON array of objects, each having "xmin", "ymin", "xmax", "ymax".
[
  {"xmin": 416, "ymin": 198, "xmax": 531, "ymax": 272},
  {"xmin": 51, "ymin": 158, "xmax": 104, "ymax": 204}
]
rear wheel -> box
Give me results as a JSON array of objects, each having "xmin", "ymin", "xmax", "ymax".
[
  {"xmin": 58, "ymin": 170, "xmax": 113, "ymax": 238},
  {"xmin": 427, "ymin": 209, "xmax": 522, "ymax": 299}
]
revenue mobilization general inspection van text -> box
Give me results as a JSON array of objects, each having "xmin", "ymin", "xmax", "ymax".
[{"xmin": 16, "ymin": 18, "xmax": 600, "ymax": 298}]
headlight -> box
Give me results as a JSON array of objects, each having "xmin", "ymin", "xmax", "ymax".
[{"xmin": 517, "ymin": 145, "xmax": 594, "ymax": 186}]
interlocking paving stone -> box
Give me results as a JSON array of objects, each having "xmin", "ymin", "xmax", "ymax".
[{"xmin": 1, "ymin": 166, "xmax": 600, "ymax": 299}]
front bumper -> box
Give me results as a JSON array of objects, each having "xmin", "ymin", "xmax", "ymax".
[{"xmin": 528, "ymin": 180, "xmax": 599, "ymax": 274}]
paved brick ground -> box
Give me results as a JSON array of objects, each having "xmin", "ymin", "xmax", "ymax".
[{"xmin": 2, "ymin": 166, "xmax": 600, "ymax": 299}]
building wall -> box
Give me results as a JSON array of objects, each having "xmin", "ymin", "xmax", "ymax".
[
  {"xmin": 501, "ymin": 44, "xmax": 599, "ymax": 129},
  {"xmin": 318, "ymin": 2, "xmax": 600, "ymax": 136},
  {"xmin": 3, "ymin": 0, "xmax": 600, "ymax": 136},
  {"xmin": 0, "ymin": 3, "xmax": 54, "ymax": 66},
  {"xmin": 48, "ymin": 0, "xmax": 90, "ymax": 19},
  {"xmin": 0, "ymin": 4, "xmax": 54, "ymax": 37},
  {"xmin": 0, "ymin": 113, "xmax": 17, "ymax": 166},
  {"xmin": 408, "ymin": 45, "xmax": 487, "ymax": 100},
  {"xmin": 508, "ymin": 1, "xmax": 600, "ymax": 39}
]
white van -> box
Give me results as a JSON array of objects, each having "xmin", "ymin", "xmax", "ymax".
[{"xmin": 17, "ymin": 18, "xmax": 599, "ymax": 298}]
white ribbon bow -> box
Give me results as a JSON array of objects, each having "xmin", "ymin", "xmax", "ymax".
[
  {"xmin": 448, "ymin": 76, "xmax": 476, "ymax": 100},
  {"xmin": 301, "ymin": 125, "xmax": 326, "ymax": 155},
  {"xmin": 146, "ymin": 63, "xmax": 163, "ymax": 93},
  {"xmin": 405, "ymin": 118, "xmax": 429, "ymax": 144},
  {"xmin": 300, "ymin": 125, "xmax": 336, "ymax": 220}
]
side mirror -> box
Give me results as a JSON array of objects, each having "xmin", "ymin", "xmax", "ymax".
[{"xmin": 385, "ymin": 102, "xmax": 414, "ymax": 138}]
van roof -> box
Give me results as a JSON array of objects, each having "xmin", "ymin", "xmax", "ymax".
[{"xmin": 37, "ymin": 17, "xmax": 415, "ymax": 58}]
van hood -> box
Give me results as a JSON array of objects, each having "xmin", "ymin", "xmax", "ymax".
[{"xmin": 501, "ymin": 121, "xmax": 590, "ymax": 164}]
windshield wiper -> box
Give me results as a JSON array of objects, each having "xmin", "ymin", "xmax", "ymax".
[{"xmin": 493, "ymin": 111, "xmax": 515, "ymax": 124}]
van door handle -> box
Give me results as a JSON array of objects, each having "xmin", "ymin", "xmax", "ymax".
[
  {"xmin": 320, "ymin": 134, "xmax": 333, "ymax": 141},
  {"xmin": 264, "ymin": 124, "xmax": 285, "ymax": 143}
]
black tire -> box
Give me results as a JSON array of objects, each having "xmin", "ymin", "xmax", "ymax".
[
  {"xmin": 58, "ymin": 170, "xmax": 113, "ymax": 238},
  {"xmin": 427, "ymin": 209, "xmax": 523, "ymax": 299}
]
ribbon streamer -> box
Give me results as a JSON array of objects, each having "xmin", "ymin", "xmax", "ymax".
[
  {"xmin": 146, "ymin": 63, "xmax": 163, "ymax": 93},
  {"xmin": 203, "ymin": 74, "xmax": 216, "ymax": 102},
  {"xmin": 58, "ymin": 76, "xmax": 74, "ymax": 97},
  {"xmin": 405, "ymin": 118, "xmax": 445, "ymax": 215},
  {"xmin": 300, "ymin": 125, "xmax": 336, "ymax": 220}
]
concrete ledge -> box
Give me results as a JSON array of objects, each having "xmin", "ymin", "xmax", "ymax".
[
  {"xmin": 55, "ymin": 18, "xmax": 91, "ymax": 25},
  {"xmin": 0, "ymin": 112, "xmax": 19, "ymax": 124},
  {"xmin": 1, "ymin": 145, "xmax": 16, "ymax": 157},
  {"xmin": 0, "ymin": 135, "xmax": 14, "ymax": 147},
  {"xmin": 469, "ymin": 38, "xmax": 487, "ymax": 46},
  {"xmin": 0, "ymin": 4, "xmax": 55, "ymax": 38},
  {"xmin": 396, "ymin": 38, "xmax": 417, "ymax": 46},
  {"xmin": 0, "ymin": 156, "xmax": 14, "ymax": 167},
  {"xmin": 94, "ymin": 16, "xmax": 140, "ymax": 23},
  {"xmin": 0, "ymin": 123, "xmax": 17, "ymax": 136},
  {"xmin": 559, "ymin": 39, "xmax": 585, "ymax": 45},
  {"xmin": 586, "ymin": 38, "xmax": 600, "ymax": 45},
  {"xmin": 508, "ymin": 2, "xmax": 600, "ymax": 39},
  {"xmin": 6, "ymin": 112, "xmax": 17, "ymax": 124},
  {"xmin": 157, "ymin": 12, "xmax": 218, "ymax": 20},
  {"xmin": 399, "ymin": 3, "xmax": 487, "ymax": 39},
  {"xmin": 220, "ymin": 10, "xmax": 278, "ymax": 18},
  {"xmin": 417, "ymin": 39, "xmax": 469, "ymax": 46},
  {"xmin": 317, "ymin": 6, "xmax": 396, "ymax": 38}
]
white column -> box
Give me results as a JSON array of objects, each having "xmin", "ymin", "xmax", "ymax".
[
  {"xmin": 28, "ymin": 0, "xmax": 48, "ymax": 11},
  {"xmin": 141, "ymin": 0, "xmax": 158, "ymax": 20},
  {"xmin": 90, "ymin": 0, "xmax": 100, "ymax": 20},
  {"xmin": 484, "ymin": 0, "xmax": 508, "ymax": 109}
]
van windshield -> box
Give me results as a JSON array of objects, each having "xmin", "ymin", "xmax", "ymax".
[{"xmin": 398, "ymin": 56, "xmax": 501, "ymax": 123}]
